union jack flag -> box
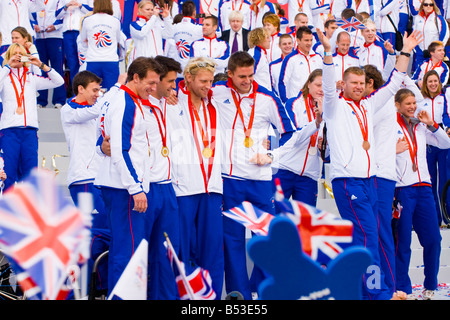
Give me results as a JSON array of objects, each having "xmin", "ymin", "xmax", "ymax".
[
  {"xmin": 278, "ymin": 199, "xmax": 353, "ymax": 264},
  {"xmin": 335, "ymin": 17, "xmax": 366, "ymax": 33},
  {"xmin": 0, "ymin": 169, "xmax": 90, "ymax": 300},
  {"xmin": 94, "ymin": 30, "xmax": 112, "ymax": 48},
  {"xmin": 223, "ymin": 201, "xmax": 274, "ymax": 236},
  {"xmin": 176, "ymin": 39, "xmax": 191, "ymax": 59},
  {"xmin": 164, "ymin": 235, "xmax": 216, "ymax": 300}
]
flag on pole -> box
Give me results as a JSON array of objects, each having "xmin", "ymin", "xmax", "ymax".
[
  {"xmin": 164, "ymin": 233, "xmax": 216, "ymax": 300},
  {"xmin": 0, "ymin": 169, "xmax": 91, "ymax": 300},
  {"xmin": 108, "ymin": 239, "xmax": 148, "ymax": 300},
  {"xmin": 334, "ymin": 17, "xmax": 366, "ymax": 33},
  {"xmin": 222, "ymin": 201, "xmax": 274, "ymax": 236}
]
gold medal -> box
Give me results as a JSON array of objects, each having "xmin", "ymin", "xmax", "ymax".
[
  {"xmin": 244, "ymin": 136, "xmax": 254, "ymax": 148},
  {"xmin": 16, "ymin": 107, "xmax": 24, "ymax": 115},
  {"xmin": 202, "ymin": 147, "xmax": 212, "ymax": 158},
  {"xmin": 362, "ymin": 140, "xmax": 370, "ymax": 151},
  {"xmin": 148, "ymin": 147, "xmax": 151, "ymax": 157},
  {"xmin": 412, "ymin": 163, "xmax": 417, "ymax": 172},
  {"xmin": 161, "ymin": 146, "xmax": 169, "ymax": 157}
]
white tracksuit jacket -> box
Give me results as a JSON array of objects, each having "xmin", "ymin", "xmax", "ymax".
[{"xmin": 0, "ymin": 65, "xmax": 64, "ymax": 130}]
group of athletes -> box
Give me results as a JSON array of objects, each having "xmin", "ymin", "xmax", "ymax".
[{"xmin": 1, "ymin": 0, "xmax": 450, "ymax": 301}]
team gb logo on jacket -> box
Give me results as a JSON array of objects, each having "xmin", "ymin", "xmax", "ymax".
[{"xmin": 94, "ymin": 30, "xmax": 112, "ymax": 48}]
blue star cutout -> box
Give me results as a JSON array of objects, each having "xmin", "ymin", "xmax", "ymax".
[{"xmin": 247, "ymin": 216, "xmax": 373, "ymax": 300}]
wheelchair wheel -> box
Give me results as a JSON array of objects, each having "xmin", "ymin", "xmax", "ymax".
[
  {"xmin": 0, "ymin": 251, "xmax": 25, "ymax": 300},
  {"xmin": 441, "ymin": 179, "xmax": 450, "ymax": 227}
]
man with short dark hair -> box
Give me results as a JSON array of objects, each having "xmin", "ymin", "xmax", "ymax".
[
  {"xmin": 141, "ymin": 55, "xmax": 183, "ymax": 300},
  {"xmin": 278, "ymin": 26, "xmax": 322, "ymax": 102},
  {"xmin": 190, "ymin": 15, "xmax": 230, "ymax": 74},
  {"xmin": 94, "ymin": 56, "xmax": 164, "ymax": 296},
  {"xmin": 212, "ymin": 51, "xmax": 296, "ymax": 300},
  {"xmin": 61, "ymin": 70, "xmax": 126, "ymax": 296}
]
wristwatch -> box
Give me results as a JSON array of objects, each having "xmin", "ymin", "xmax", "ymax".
[
  {"xmin": 324, "ymin": 51, "xmax": 332, "ymax": 57},
  {"xmin": 39, "ymin": 62, "xmax": 46, "ymax": 70},
  {"xmin": 400, "ymin": 51, "xmax": 410, "ymax": 57},
  {"xmin": 266, "ymin": 153, "xmax": 274, "ymax": 161}
]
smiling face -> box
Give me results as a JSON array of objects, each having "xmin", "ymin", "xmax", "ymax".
[
  {"xmin": 134, "ymin": 69, "xmax": 160, "ymax": 99},
  {"xmin": 279, "ymin": 36, "xmax": 294, "ymax": 56},
  {"xmin": 425, "ymin": 73, "xmax": 440, "ymax": 94},
  {"xmin": 297, "ymin": 33, "xmax": 314, "ymax": 55},
  {"xmin": 186, "ymin": 69, "xmax": 214, "ymax": 99},
  {"xmin": 78, "ymin": 81, "xmax": 101, "ymax": 105},
  {"xmin": 396, "ymin": 94, "xmax": 417, "ymax": 119},
  {"xmin": 156, "ymin": 70, "xmax": 178, "ymax": 99},
  {"xmin": 342, "ymin": 72, "xmax": 366, "ymax": 101},
  {"xmin": 228, "ymin": 65, "xmax": 254, "ymax": 94},
  {"xmin": 361, "ymin": 24, "xmax": 377, "ymax": 44}
]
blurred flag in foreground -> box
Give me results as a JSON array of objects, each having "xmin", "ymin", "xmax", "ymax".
[
  {"xmin": 164, "ymin": 233, "xmax": 216, "ymax": 300},
  {"xmin": 0, "ymin": 169, "xmax": 91, "ymax": 300},
  {"xmin": 108, "ymin": 239, "xmax": 148, "ymax": 300},
  {"xmin": 223, "ymin": 178, "xmax": 353, "ymax": 264}
]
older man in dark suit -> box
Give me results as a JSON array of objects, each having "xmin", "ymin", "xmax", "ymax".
[{"xmin": 220, "ymin": 10, "xmax": 249, "ymax": 53}]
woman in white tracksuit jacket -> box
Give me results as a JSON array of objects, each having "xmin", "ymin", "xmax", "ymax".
[
  {"xmin": 129, "ymin": 1, "xmax": 174, "ymax": 65},
  {"xmin": 409, "ymin": 0, "xmax": 449, "ymax": 73},
  {"xmin": 393, "ymin": 88, "xmax": 450, "ymax": 299},
  {"xmin": 0, "ymin": 43, "xmax": 64, "ymax": 191}
]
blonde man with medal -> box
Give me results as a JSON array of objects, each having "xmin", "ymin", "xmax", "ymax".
[
  {"xmin": 0, "ymin": 43, "xmax": 64, "ymax": 191},
  {"xmin": 211, "ymin": 51, "xmax": 296, "ymax": 300},
  {"xmin": 318, "ymin": 28, "xmax": 423, "ymax": 300},
  {"xmin": 167, "ymin": 57, "xmax": 224, "ymax": 299}
]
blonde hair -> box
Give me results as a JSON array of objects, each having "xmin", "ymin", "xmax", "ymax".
[
  {"xmin": 183, "ymin": 57, "xmax": 216, "ymax": 78},
  {"xmin": 138, "ymin": 0, "xmax": 153, "ymax": 9},
  {"xmin": 419, "ymin": 0, "xmax": 441, "ymax": 15},
  {"xmin": 248, "ymin": 27, "xmax": 269, "ymax": 48},
  {"xmin": 3, "ymin": 43, "xmax": 29, "ymax": 67}
]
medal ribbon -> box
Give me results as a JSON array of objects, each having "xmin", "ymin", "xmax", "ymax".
[
  {"xmin": 305, "ymin": 95, "xmax": 318, "ymax": 147},
  {"xmin": 397, "ymin": 113, "xmax": 418, "ymax": 172},
  {"xmin": 192, "ymin": 100, "xmax": 210, "ymax": 149},
  {"xmin": 143, "ymin": 99, "xmax": 168, "ymax": 151},
  {"xmin": 346, "ymin": 100, "xmax": 369, "ymax": 146},
  {"xmin": 187, "ymin": 91, "xmax": 217, "ymax": 193},
  {"xmin": 10, "ymin": 67, "xmax": 27, "ymax": 118},
  {"xmin": 120, "ymin": 85, "xmax": 150, "ymax": 153},
  {"xmin": 231, "ymin": 88, "xmax": 256, "ymax": 143}
]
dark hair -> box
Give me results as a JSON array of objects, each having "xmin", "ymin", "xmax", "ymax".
[
  {"xmin": 204, "ymin": 15, "xmax": 218, "ymax": 26},
  {"xmin": 421, "ymin": 69, "xmax": 442, "ymax": 98},
  {"xmin": 154, "ymin": 55, "xmax": 182, "ymax": 79},
  {"xmin": 181, "ymin": 0, "xmax": 196, "ymax": 17},
  {"xmin": 127, "ymin": 57, "xmax": 164, "ymax": 82},
  {"xmin": 363, "ymin": 65, "xmax": 384, "ymax": 90},
  {"xmin": 72, "ymin": 71, "xmax": 102, "ymax": 95},
  {"xmin": 324, "ymin": 19, "xmax": 336, "ymax": 29},
  {"xmin": 395, "ymin": 88, "xmax": 415, "ymax": 104},
  {"xmin": 93, "ymin": 0, "xmax": 113, "ymax": 15},
  {"xmin": 296, "ymin": 26, "xmax": 312, "ymax": 40},
  {"xmin": 227, "ymin": 51, "xmax": 255, "ymax": 72},
  {"xmin": 341, "ymin": 8, "xmax": 356, "ymax": 20}
]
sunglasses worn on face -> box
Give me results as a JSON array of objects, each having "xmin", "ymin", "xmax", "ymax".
[{"xmin": 423, "ymin": 3, "xmax": 434, "ymax": 6}]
